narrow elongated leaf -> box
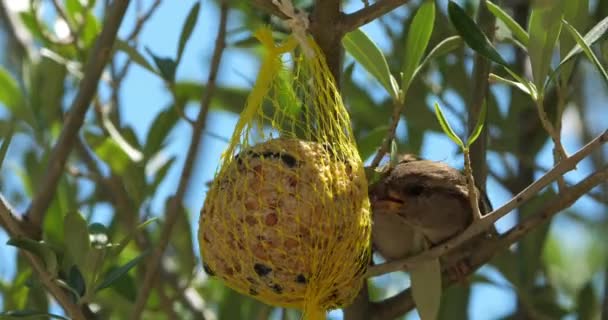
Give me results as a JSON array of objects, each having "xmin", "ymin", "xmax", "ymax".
[
  {"xmin": 0, "ymin": 67, "xmax": 23, "ymax": 112},
  {"xmin": 111, "ymin": 218, "xmax": 159, "ymax": 257},
  {"xmin": 415, "ymin": 36, "xmax": 463, "ymax": 76},
  {"xmin": 64, "ymin": 212, "xmax": 90, "ymax": 271},
  {"xmin": 389, "ymin": 139, "xmax": 399, "ymax": 166},
  {"xmin": 7, "ymin": 238, "xmax": 58, "ymax": 275},
  {"xmin": 67, "ymin": 265, "xmax": 86, "ymax": 298},
  {"xmin": 0, "ymin": 310, "xmax": 69, "ymax": 320},
  {"xmin": 402, "ymin": 0, "xmax": 435, "ymax": 95},
  {"xmin": 562, "ymin": 15, "xmax": 608, "ymax": 64},
  {"xmin": 96, "ymin": 250, "xmax": 150, "ymax": 292},
  {"xmin": 0, "ymin": 124, "xmax": 15, "ymax": 169},
  {"xmin": 146, "ymin": 48, "xmax": 177, "ymax": 83},
  {"xmin": 528, "ymin": 2, "xmax": 563, "ymax": 91},
  {"xmin": 467, "ymin": 100, "xmax": 487, "ymax": 147},
  {"xmin": 487, "ymin": 1, "xmax": 529, "ymax": 47},
  {"xmin": 489, "ymin": 73, "xmax": 533, "ymax": 96},
  {"xmin": 448, "ymin": 2, "xmax": 509, "ymax": 68},
  {"xmin": 562, "ymin": 19, "xmax": 608, "ymax": 85},
  {"xmin": 114, "ymin": 40, "xmax": 158, "ymax": 75},
  {"xmin": 357, "ymin": 125, "xmax": 389, "ymax": 160},
  {"xmin": 177, "ymin": 2, "xmax": 201, "ymax": 63},
  {"xmin": 102, "ymin": 115, "xmax": 143, "ymax": 162},
  {"xmin": 343, "ymin": 29, "xmax": 399, "ymax": 99},
  {"xmin": 86, "ymin": 134, "xmax": 131, "ymax": 175},
  {"xmin": 433, "ymin": 102, "xmax": 464, "ymax": 148},
  {"xmin": 410, "ymin": 258, "xmax": 442, "ymax": 320},
  {"xmin": 558, "ymin": 0, "xmax": 588, "ymax": 83},
  {"xmin": 144, "ymin": 107, "xmax": 179, "ymax": 158}
]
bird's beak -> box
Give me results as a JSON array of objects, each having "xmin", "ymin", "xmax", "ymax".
[{"xmin": 372, "ymin": 200, "xmax": 403, "ymax": 213}]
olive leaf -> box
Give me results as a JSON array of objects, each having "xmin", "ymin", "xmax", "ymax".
[{"xmin": 410, "ymin": 257, "xmax": 442, "ymax": 320}]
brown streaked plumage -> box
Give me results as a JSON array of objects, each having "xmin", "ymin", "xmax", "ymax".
[{"xmin": 369, "ymin": 154, "xmax": 493, "ymax": 269}]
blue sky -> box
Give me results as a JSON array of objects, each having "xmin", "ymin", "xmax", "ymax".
[{"xmin": 1, "ymin": 0, "xmax": 607, "ymax": 318}]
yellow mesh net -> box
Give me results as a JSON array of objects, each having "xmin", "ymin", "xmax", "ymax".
[{"xmin": 198, "ymin": 27, "xmax": 371, "ymax": 319}]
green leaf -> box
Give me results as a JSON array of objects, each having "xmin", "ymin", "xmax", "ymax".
[
  {"xmin": 401, "ymin": 0, "xmax": 435, "ymax": 96},
  {"xmin": 144, "ymin": 107, "xmax": 179, "ymax": 158},
  {"xmin": 447, "ymin": 1, "xmax": 509, "ymax": 68},
  {"xmin": 410, "ymin": 258, "xmax": 442, "ymax": 320},
  {"xmin": 562, "ymin": 19, "xmax": 608, "ymax": 85},
  {"xmin": 63, "ymin": 211, "xmax": 90, "ymax": 270},
  {"xmin": 111, "ymin": 218, "xmax": 159, "ymax": 257},
  {"xmin": 486, "ymin": 1, "xmax": 530, "ymax": 47},
  {"xmin": 527, "ymin": 2, "xmax": 563, "ymax": 92},
  {"xmin": 114, "ymin": 40, "xmax": 159, "ymax": 76},
  {"xmin": 6, "ymin": 238, "xmax": 58, "ymax": 275},
  {"xmin": 489, "ymin": 73, "xmax": 534, "ymax": 96},
  {"xmin": 415, "ymin": 36, "xmax": 463, "ymax": 76},
  {"xmin": 561, "ymin": 15, "xmax": 608, "ymax": 64},
  {"xmin": 173, "ymin": 81, "xmax": 249, "ymax": 114},
  {"xmin": 576, "ymin": 282, "xmax": 598, "ymax": 320},
  {"xmin": 108, "ymin": 272, "xmax": 137, "ymax": 302},
  {"xmin": 18, "ymin": 11, "xmax": 47, "ymax": 45},
  {"xmin": 85, "ymin": 133, "xmax": 132, "ymax": 175},
  {"xmin": 389, "ymin": 139, "xmax": 399, "ymax": 166},
  {"xmin": 466, "ymin": 100, "xmax": 487, "ymax": 147},
  {"xmin": 67, "ymin": 265, "xmax": 86, "ymax": 298},
  {"xmin": 433, "ymin": 102, "xmax": 463, "ymax": 148},
  {"xmin": 0, "ymin": 123, "xmax": 15, "ymax": 169},
  {"xmin": 357, "ymin": 125, "xmax": 389, "ymax": 160},
  {"xmin": 64, "ymin": 0, "xmax": 84, "ymax": 24},
  {"xmin": 101, "ymin": 115, "xmax": 143, "ymax": 163},
  {"xmin": 364, "ymin": 167, "xmax": 383, "ymax": 186},
  {"xmin": 169, "ymin": 202, "xmax": 196, "ymax": 274},
  {"xmin": 558, "ymin": 0, "xmax": 588, "ymax": 83},
  {"xmin": 343, "ymin": 29, "xmax": 399, "ymax": 100},
  {"xmin": 0, "ymin": 310, "xmax": 69, "ymax": 320},
  {"xmin": 0, "ymin": 67, "xmax": 23, "ymax": 112},
  {"xmin": 95, "ymin": 250, "xmax": 150, "ymax": 292},
  {"xmin": 148, "ymin": 156, "xmax": 176, "ymax": 195},
  {"xmin": 146, "ymin": 48, "xmax": 177, "ymax": 83},
  {"xmin": 177, "ymin": 2, "xmax": 201, "ymax": 63}
]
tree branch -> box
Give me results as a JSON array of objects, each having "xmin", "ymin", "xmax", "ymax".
[
  {"xmin": 309, "ymin": 0, "xmax": 343, "ymax": 82},
  {"xmin": 341, "ymin": 0, "xmax": 411, "ymax": 32},
  {"xmin": 367, "ymin": 129, "xmax": 608, "ymax": 277},
  {"xmin": 26, "ymin": 0, "xmax": 131, "ymax": 233},
  {"xmin": 0, "ymin": 195, "xmax": 87, "ymax": 320},
  {"xmin": 369, "ymin": 166, "xmax": 608, "ymax": 319},
  {"xmin": 130, "ymin": 2, "xmax": 229, "ymax": 317}
]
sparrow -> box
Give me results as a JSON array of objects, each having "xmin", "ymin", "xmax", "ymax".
[{"xmin": 369, "ymin": 154, "xmax": 494, "ymax": 275}]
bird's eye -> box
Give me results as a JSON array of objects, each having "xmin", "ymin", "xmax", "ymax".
[{"xmin": 404, "ymin": 184, "xmax": 425, "ymax": 196}]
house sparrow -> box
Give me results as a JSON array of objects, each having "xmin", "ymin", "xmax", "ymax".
[{"xmin": 369, "ymin": 154, "xmax": 494, "ymax": 274}]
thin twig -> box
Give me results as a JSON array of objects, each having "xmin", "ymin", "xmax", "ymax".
[
  {"xmin": 127, "ymin": 0, "xmax": 162, "ymax": 42},
  {"xmin": 466, "ymin": 0, "xmax": 494, "ymax": 221},
  {"xmin": 251, "ymin": 0, "xmax": 288, "ymax": 18},
  {"xmin": 26, "ymin": 0, "xmax": 131, "ymax": 232},
  {"xmin": 370, "ymin": 167, "xmax": 608, "ymax": 320},
  {"xmin": 369, "ymin": 101, "xmax": 403, "ymax": 169},
  {"xmin": 0, "ymin": 195, "xmax": 87, "ymax": 320},
  {"xmin": 131, "ymin": 2, "xmax": 229, "ymax": 317},
  {"xmin": 341, "ymin": 0, "xmax": 411, "ymax": 32},
  {"xmin": 366, "ymin": 129, "xmax": 608, "ymax": 277},
  {"xmin": 110, "ymin": 0, "xmax": 162, "ymax": 123}
]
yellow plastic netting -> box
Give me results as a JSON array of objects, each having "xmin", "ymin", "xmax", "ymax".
[{"xmin": 198, "ymin": 27, "xmax": 371, "ymax": 319}]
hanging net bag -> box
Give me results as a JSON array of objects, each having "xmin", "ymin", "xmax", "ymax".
[{"xmin": 198, "ymin": 6, "xmax": 371, "ymax": 318}]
